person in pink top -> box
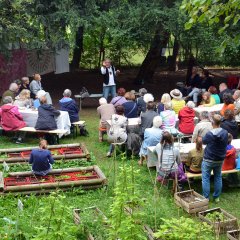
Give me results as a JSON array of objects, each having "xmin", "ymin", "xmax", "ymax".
[
  {"xmin": 0, "ymin": 96, "xmax": 26, "ymax": 143},
  {"xmin": 160, "ymin": 102, "xmax": 178, "ymax": 135}
]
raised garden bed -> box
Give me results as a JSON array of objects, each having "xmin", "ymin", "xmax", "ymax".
[
  {"xmin": 0, "ymin": 166, "xmax": 107, "ymax": 195},
  {"xmin": 0, "ymin": 143, "xmax": 90, "ymax": 164},
  {"xmin": 227, "ymin": 230, "xmax": 240, "ymax": 240},
  {"xmin": 198, "ymin": 208, "xmax": 239, "ymax": 234},
  {"xmin": 174, "ymin": 190, "xmax": 209, "ymax": 214}
]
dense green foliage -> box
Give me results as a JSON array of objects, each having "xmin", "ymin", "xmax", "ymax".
[
  {"xmin": 181, "ymin": 0, "xmax": 240, "ymax": 53},
  {"xmin": 1, "ymin": 0, "xmax": 240, "ymax": 68}
]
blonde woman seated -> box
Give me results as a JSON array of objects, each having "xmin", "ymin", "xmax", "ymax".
[
  {"xmin": 107, "ymin": 105, "xmax": 128, "ymax": 157},
  {"xmin": 14, "ymin": 89, "xmax": 32, "ymax": 108},
  {"xmin": 157, "ymin": 93, "xmax": 171, "ymax": 114},
  {"xmin": 139, "ymin": 116, "xmax": 163, "ymax": 165},
  {"xmin": 199, "ymin": 92, "xmax": 215, "ymax": 107},
  {"xmin": 185, "ymin": 137, "xmax": 203, "ymax": 173},
  {"xmin": 160, "ymin": 102, "xmax": 178, "ymax": 135}
]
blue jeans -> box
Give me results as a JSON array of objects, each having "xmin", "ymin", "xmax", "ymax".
[
  {"xmin": 188, "ymin": 88, "xmax": 200, "ymax": 103},
  {"xmin": 103, "ymin": 85, "xmax": 116, "ymax": 100},
  {"xmin": 202, "ymin": 160, "xmax": 223, "ymax": 199}
]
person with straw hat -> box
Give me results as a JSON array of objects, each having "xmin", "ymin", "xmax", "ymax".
[{"xmin": 170, "ymin": 89, "xmax": 185, "ymax": 114}]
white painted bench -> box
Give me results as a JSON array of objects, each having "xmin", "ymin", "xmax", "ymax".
[
  {"xmin": 72, "ymin": 121, "xmax": 86, "ymax": 137},
  {"xmin": 18, "ymin": 127, "xmax": 68, "ymax": 143}
]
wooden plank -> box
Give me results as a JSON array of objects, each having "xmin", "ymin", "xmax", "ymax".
[
  {"xmin": 8, "ymin": 166, "xmax": 95, "ymax": 177},
  {"xmin": 0, "ymin": 172, "xmax": 4, "ymax": 191},
  {"xmin": 4, "ymin": 178, "xmax": 104, "ymax": 192},
  {"xmin": 186, "ymin": 169, "xmax": 239, "ymax": 179},
  {"xmin": 0, "ymin": 184, "xmax": 103, "ymax": 196}
]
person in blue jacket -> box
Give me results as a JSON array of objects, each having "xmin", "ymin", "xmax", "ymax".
[
  {"xmin": 29, "ymin": 139, "xmax": 54, "ymax": 176},
  {"xmin": 202, "ymin": 114, "xmax": 228, "ymax": 202},
  {"xmin": 59, "ymin": 89, "xmax": 79, "ymax": 123}
]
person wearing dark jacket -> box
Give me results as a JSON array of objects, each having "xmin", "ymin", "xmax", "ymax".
[
  {"xmin": 136, "ymin": 88, "xmax": 148, "ymax": 115},
  {"xmin": 29, "ymin": 139, "xmax": 54, "ymax": 176},
  {"xmin": 220, "ymin": 109, "xmax": 238, "ymax": 139},
  {"xmin": 35, "ymin": 95, "xmax": 60, "ymax": 130},
  {"xmin": 59, "ymin": 89, "xmax": 79, "ymax": 123},
  {"xmin": 140, "ymin": 101, "xmax": 158, "ymax": 138},
  {"xmin": 202, "ymin": 114, "xmax": 228, "ymax": 201},
  {"xmin": 122, "ymin": 92, "xmax": 138, "ymax": 118},
  {"xmin": 219, "ymin": 83, "xmax": 233, "ymax": 103}
]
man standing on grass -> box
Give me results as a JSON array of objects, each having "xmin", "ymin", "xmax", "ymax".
[
  {"xmin": 101, "ymin": 59, "xmax": 120, "ymax": 100},
  {"xmin": 202, "ymin": 114, "xmax": 228, "ymax": 202}
]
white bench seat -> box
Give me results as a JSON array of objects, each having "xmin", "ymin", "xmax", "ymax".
[{"xmin": 19, "ymin": 127, "xmax": 68, "ymax": 135}]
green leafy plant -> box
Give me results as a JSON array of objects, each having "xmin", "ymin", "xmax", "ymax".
[
  {"xmin": 154, "ymin": 216, "xmax": 214, "ymax": 240},
  {"xmin": 205, "ymin": 212, "xmax": 225, "ymax": 223},
  {"xmin": 107, "ymin": 156, "xmax": 146, "ymax": 240}
]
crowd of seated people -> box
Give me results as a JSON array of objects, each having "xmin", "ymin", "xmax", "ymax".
[
  {"xmin": 96, "ymin": 72, "xmax": 240, "ymax": 193},
  {"xmin": 0, "ymin": 74, "xmax": 80, "ymax": 144}
]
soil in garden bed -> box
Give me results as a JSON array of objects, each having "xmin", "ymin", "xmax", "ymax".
[{"xmin": 4, "ymin": 170, "xmax": 99, "ymax": 187}]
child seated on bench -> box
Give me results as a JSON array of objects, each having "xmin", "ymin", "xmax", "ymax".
[
  {"xmin": 29, "ymin": 139, "xmax": 54, "ymax": 176},
  {"xmin": 185, "ymin": 137, "xmax": 203, "ymax": 174},
  {"xmin": 222, "ymin": 133, "xmax": 236, "ymax": 171},
  {"xmin": 222, "ymin": 133, "xmax": 240, "ymax": 187}
]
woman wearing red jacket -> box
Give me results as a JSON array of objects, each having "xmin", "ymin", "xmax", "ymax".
[
  {"xmin": 0, "ymin": 96, "xmax": 26, "ymax": 143},
  {"xmin": 178, "ymin": 101, "xmax": 195, "ymax": 135}
]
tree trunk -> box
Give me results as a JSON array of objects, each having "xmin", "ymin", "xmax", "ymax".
[
  {"xmin": 71, "ymin": 26, "xmax": 84, "ymax": 70},
  {"xmin": 135, "ymin": 28, "xmax": 170, "ymax": 84},
  {"xmin": 169, "ymin": 38, "xmax": 180, "ymax": 71}
]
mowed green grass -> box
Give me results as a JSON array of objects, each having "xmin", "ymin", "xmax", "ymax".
[{"xmin": 0, "ymin": 108, "xmax": 239, "ymax": 239}]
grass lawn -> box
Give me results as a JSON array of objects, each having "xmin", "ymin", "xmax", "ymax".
[{"xmin": 0, "ymin": 108, "xmax": 239, "ymax": 239}]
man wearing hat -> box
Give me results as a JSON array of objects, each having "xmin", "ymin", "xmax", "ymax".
[{"xmin": 170, "ymin": 89, "xmax": 186, "ymax": 114}]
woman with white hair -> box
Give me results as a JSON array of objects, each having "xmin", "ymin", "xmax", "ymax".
[
  {"xmin": 178, "ymin": 101, "xmax": 195, "ymax": 135},
  {"xmin": 139, "ymin": 116, "xmax": 163, "ymax": 165},
  {"xmin": 160, "ymin": 102, "xmax": 178, "ymax": 135},
  {"xmin": 59, "ymin": 89, "xmax": 79, "ymax": 123},
  {"xmin": 1, "ymin": 83, "xmax": 19, "ymax": 105},
  {"xmin": 157, "ymin": 93, "xmax": 171, "ymax": 114}
]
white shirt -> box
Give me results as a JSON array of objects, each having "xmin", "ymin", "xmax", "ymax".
[{"xmin": 101, "ymin": 66, "xmax": 115, "ymax": 86}]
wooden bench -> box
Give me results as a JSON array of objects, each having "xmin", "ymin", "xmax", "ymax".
[
  {"xmin": 186, "ymin": 169, "xmax": 239, "ymax": 179},
  {"xmin": 18, "ymin": 127, "xmax": 68, "ymax": 144},
  {"xmin": 72, "ymin": 121, "xmax": 86, "ymax": 138}
]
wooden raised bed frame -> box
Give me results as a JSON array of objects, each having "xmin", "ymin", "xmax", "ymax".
[
  {"xmin": 0, "ymin": 166, "xmax": 107, "ymax": 195},
  {"xmin": 198, "ymin": 208, "xmax": 239, "ymax": 234},
  {"xmin": 174, "ymin": 190, "xmax": 209, "ymax": 214},
  {"xmin": 0, "ymin": 143, "xmax": 90, "ymax": 164},
  {"xmin": 227, "ymin": 230, "xmax": 240, "ymax": 240}
]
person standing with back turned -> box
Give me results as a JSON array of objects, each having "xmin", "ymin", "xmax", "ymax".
[
  {"xmin": 202, "ymin": 114, "xmax": 228, "ymax": 202},
  {"xmin": 101, "ymin": 59, "xmax": 120, "ymax": 100}
]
